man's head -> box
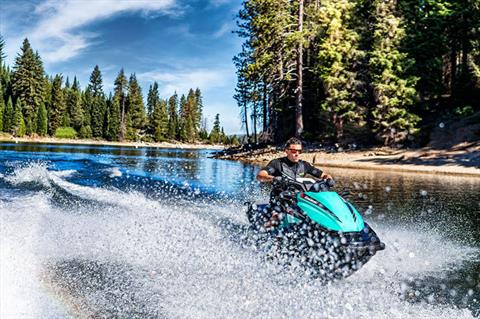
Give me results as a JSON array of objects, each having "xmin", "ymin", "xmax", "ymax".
[{"xmin": 284, "ymin": 137, "xmax": 302, "ymax": 163}]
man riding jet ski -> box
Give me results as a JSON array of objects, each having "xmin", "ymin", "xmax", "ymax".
[{"xmin": 249, "ymin": 137, "xmax": 385, "ymax": 279}]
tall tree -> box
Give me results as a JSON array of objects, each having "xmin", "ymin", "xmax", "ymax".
[
  {"xmin": 209, "ymin": 113, "xmax": 221, "ymax": 144},
  {"xmin": 112, "ymin": 69, "xmax": 128, "ymax": 141},
  {"xmin": 12, "ymin": 39, "xmax": 45, "ymax": 135},
  {"xmin": 151, "ymin": 98, "xmax": 168, "ymax": 142},
  {"xmin": 86, "ymin": 65, "xmax": 106, "ymax": 138},
  {"xmin": 0, "ymin": 82, "xmax": 4, "ymax": 131},
  {"xmin": 3, "ymin": 96, "xmax": 13, "ymax": 133},
  {"xmin": 313, "ymin": 0, "xmax": 365, "ymax": 141},
  {"xmin": 12, "ymin": 100, "xmax": 26, "ymax": 137},
  {"xmin": 48, "ymin": 74, "xmax": 66, "ymax": 135},
  {"xmin": 126, "ymin": 73, "xmax": 146, "ymax": 140},
  {"xmin": 67, "ymin": 77, "xmax": 83, "ymax": 131},
  {"xmin": 369, "ymin": 0, "xmax": 419, "ymax": 145},
  {"xmin": 167, "ymin": 92, "xmax": 178, "ymax": 139},
  {"xmin": 295, "ymin": 0, "xmax": 305, "ymax": 137},
  {"xmin": 36, "ymin": 102, "xmax": 47, "ymax": 136}
]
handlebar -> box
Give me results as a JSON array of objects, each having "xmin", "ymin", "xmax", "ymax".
[{"xmin": 273, "ymin": 174, "xmax": 335, "ymax": 192}]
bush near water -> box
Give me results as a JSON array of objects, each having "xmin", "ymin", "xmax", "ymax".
[{"xmin": 54, "ymin": 127, "xmax": 77, "ymax": 139}]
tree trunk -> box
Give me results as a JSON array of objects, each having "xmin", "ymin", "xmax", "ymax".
[
  {"xmin": 120, "ymin": 95, "xmax": 126, "ymax": 141},
  {"xmin": 243, "ymin": 100, "xmax": 250, "ymax": 140},
  {"xmin": 263, "ymin": 81, "xmax": 268, "ymax": 132},
  {"xmin": 333, "ymin": 112, "xmax": 343, "ymax": 142},
  {"xmin": 295, "ymin": 0, "xmax": 304, "ymax": 137},
  {"xmin": 253, "ymin": 101, "xmax": 257, "ymax": 145}
]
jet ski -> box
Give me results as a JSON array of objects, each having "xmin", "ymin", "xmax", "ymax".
[{"xmin": 246, "ymin": 176, "xmax": 385, "ymax": 280}]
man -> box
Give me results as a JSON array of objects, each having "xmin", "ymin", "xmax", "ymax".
[
  {"xmin": 256, "ymin": 137, "xmax": 332, "ymax": 228},
  {"xmin": 257, "ymin": 137, "xmax": 332, "ymax": 183}
]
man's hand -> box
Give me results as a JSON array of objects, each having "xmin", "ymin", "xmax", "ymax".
[
  {"xmin": 320, "ymin": 172, "xmax": 333, "ymax": 180},
  {"xmin": 256, "ymin": 170, "xmax": 274, "ymax": 183}
]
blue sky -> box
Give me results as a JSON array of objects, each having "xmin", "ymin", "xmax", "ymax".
[{"xmin": 0, "ymin": 0, "xmax": 244, "ymax": 134}]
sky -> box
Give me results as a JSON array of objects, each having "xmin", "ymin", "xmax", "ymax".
[{"xmin": 0, "ymin": 0, "xmax": 244, "ymax": 134}]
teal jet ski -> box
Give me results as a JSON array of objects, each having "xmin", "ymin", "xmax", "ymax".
[{"xmin": 246, "ymin": 176, "xmax": 385, "ymax": 279}]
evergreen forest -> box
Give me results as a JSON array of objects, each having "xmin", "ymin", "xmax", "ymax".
[
  {"xmin": 0, "ymin": 37, "xmax": 235, "ymax": 145},
  {"xmin": 234, "ymin": 0, "xmax": 480, "ymax": 146}
]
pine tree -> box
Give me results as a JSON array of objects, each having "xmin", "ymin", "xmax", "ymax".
[
  {"xmin": 12, "ymin": 39, "xmax": 45, "ymax": 135},
  {"xmin": 149, "ymin": 82, "xmax": 168, "ymax": 141},
  {"xmin": 194, "ymin": 88, "xmax": 203, "ymax": 133},
  {"xmin": 152, "ymin": 99, "xmax": 168, "ymax": 142},
  {"xmin": 126, "ymin": 73, "xmax": 146, "ymax": 140},
  {"xmin": 178, "ymin": 94, "xmax": 187, "ymax": 141},
  {"xmin": 48, "ymin": 74, "xmax": 66, "ymax": 135},
  {"xmin": 369, "ymin": 0, "xmax": 419, "ymax": 145},
  {"xmin": 87, "ymin": 65, "xmax": 106, "ymax": 138},
  {"xmin": 67, "ymin": 77, "xmax": 83, "ymax": 131},
  {"xmin": 209, "ymin": 113, "xmax": 221, "ymax": 144},
  {"xmin": 12, "ymin": 100, "xmax": 26, "ymax": 137},
  {"xmin": 314, "ymin": 0, "xmax": 365, "ymax": 141},
  {"xmin": 167, "ymin": 92, "xmax": 178, "ymax": 139},
  {"xmin": 147, "ymin": 82, "xmax": 160, "ymax": 135},
  {"xmin": 0, "ymin": 82, "xmax": 4, "ymax": 131},
  {"xmin": 36, "ymin": 102, "xmax": 47, "ymax": 136},
  {"xmin": 4, "ymin": 96, "xmax": 13, "ymax": 132},
  {"xmin": 111, "ymin": 69, "xmax": 128, "ymax": 141}
]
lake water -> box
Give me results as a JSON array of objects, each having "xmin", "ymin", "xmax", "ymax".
[{"xmin": 0, "ymin": 142, "xmax": 479, "ymax": 318}]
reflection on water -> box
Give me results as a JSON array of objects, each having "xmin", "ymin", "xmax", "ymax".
[{"xmin": 0, "ymin": 142, "xmax": 479, "ymax": 318}]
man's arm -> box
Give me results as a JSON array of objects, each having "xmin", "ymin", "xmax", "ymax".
[
  {"xmin": 305, "ymin": 162, "xmax": 332, "ymax": 180},
  {"xmin": 256, "ymin": 159, "xmax": 280, "ymax": 183}
]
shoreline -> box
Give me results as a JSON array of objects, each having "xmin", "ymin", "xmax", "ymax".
[
  {"xmin": 0, "ymin": 135, "xmax": 225, "ymax": 150},
  {"xmin": 215, "ymin": 142, "xmax": 480, "ymax": 178}
]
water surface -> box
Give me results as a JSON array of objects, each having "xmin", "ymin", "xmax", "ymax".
[{"xmin": 1, "ymin": 142, "xmax": 478, "ymax": 318}]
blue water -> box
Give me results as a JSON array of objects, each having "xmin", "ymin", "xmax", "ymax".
[{"xmin": 1, "ymin": 142, "xmax": 479, "ymax": 318}]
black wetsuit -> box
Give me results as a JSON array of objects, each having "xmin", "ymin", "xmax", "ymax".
[
  {"xmin": 262, "ymin": 157, "xmax": 323, "ymax": 180},
  {"xmin": 262, "ymin": 157, "xmax": 323, "ymax": 202}
]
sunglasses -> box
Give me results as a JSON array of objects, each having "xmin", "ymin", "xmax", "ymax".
[{"xmin": 287, "ymin": 148, "xmax": 302, "ymax": 154}]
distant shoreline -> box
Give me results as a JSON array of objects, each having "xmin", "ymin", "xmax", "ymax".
[
  {"xmin": 0, "ymin": 134, "xmax": 225, "ymax": 150},
  {"xmin": 215, "ymin": 142, "xmax": 480, "ymax": 178}
]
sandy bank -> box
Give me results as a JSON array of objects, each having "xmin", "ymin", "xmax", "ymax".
[
  {"xmin": 215, "ymin": 142, "xmax": 480, "ymax": 177},
  {"xmin": 0, "ymin": 135, "xmax": 224, "ymax": 150}
]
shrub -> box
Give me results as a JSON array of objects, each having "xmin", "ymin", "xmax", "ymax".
[{"xmin": 55, "ymin": 127, "xmax": 77, "ymax": 139}]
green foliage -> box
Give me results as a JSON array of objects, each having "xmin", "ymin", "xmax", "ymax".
[
  {"xmin": 48, "ymin": 74, "xmax": 66, "ymax": 135},
  {"xmin": 2, "ymin": 38, "xmax": 210, "ymax": 144},
  {"xmin": 112, "ymin": 69, "xmax": 128, "ymax": 141},
  {"xmin": 369, "ymin": 0, "xmax": 420, "ymax": 145},
  {"xmin": 230, "ymin": 135, "xmax": 239, "ymax": 145},
  {"xmin": 209, "ymin": 114, "xmax": 221, "ymax": 144},
  {"xmin": 36, "ymin": 102, "xmax": 47, "ymax": 136},
  {"xmin": 126, "ymin": 74, "xmax": 146, "ymax": 140},
  {"xmin": 12, "ymin": 39, "xmax": 45, "ymax": 135},
  {"xmin": 67, "ymin": 77, "xmax": 83, "ymax": 131},
  {"xmin": 87, "ymin": 66, "xmax": 106, "ymax": 138},
  {"xmin": 167, "ymin": 93, "xmax": 178, "ymax": 139},
  {"xmin": 79, "ymin": 125, "xmax": 92, "ymax": 139},
  {"xmin": 12, "ymin": 101, "xmax": 26, "ymax": 137},
  {"xmin": 234, "ymin": 0, "xmax": 480, "ymax": 145},
  {"xmin": 3, "ymin": 96, "xmax": 13, "ymax": 132},
  {"xmin": 149, "ymin": 82, "xmax": 168, "ymax": 142},
  {"xmin": 314, "ymin": 0, "xmax": 365, "ymax": 141},
  {"xmin": 54, "ymin": 126, "xmax": 77, "ymax": 139},
  {"xmin": 453, "ymin": 105, "xmax": 474, "ymax": 117},
  {"xmin": 0, "ymin": 83, "xmax": 4, "ymax": 131}
]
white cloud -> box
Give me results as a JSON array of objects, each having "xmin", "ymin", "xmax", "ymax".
[
  {"xmin": 212, "ymin": 22, "xmax": 232, "ymax": 39},
  {"xmin": 14, "ymin": 0, "xmax": 177, "ymax": 63},
  {"xmin": 139, "ymin": 68, "xmax": 230, "ymax": 97}
]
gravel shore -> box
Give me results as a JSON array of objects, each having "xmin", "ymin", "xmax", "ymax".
[{"xmin": 215, "ymin": 142, "xmax": 480, "ymax": 177}]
